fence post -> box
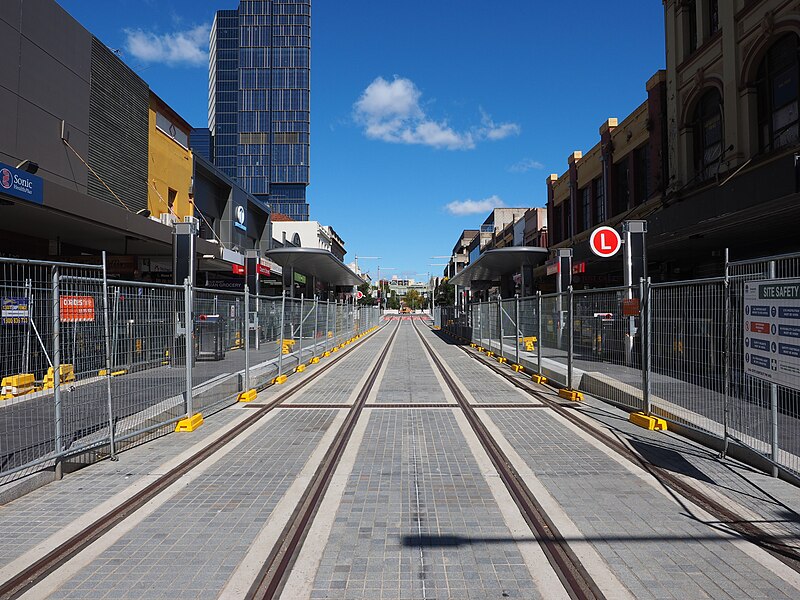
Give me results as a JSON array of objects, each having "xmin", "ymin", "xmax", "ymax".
[
  {"xmin": 567, "ymin": 286, "xmax": 574, "ymax": 390},
  {"xmin": 537, "ymin": 291, "xmax": 543, "ymax": 377},
  {"xmin": 479, "ymin": 302, "xmax": 484, "ymax": 347},
  {"xmin": 244, "ymin": 284, "xmax": 250, "ymax": 391},
  {"xmin": 101, "ymin": 252, "xmax": 117, "ymax": 460},
  {"xmin": 184, "ymin": 278, "xmax": 193, "ymax": 419},
  {"xmin": 278, "ymin": 290, "xmax": 286, "ymax": 378},
  {"xmin": 313, "ymin": 296, "xmax": 319, "ymax": 357},
  {"xmin": 497, "ymin": 297, "xmax": 504, "ymax": 359},
  {"xmin": 52, "ymin": 265, "xmax": 63, "ymax": 480},
  {"xmin": 769, "ymin": 260, "xmax": 779, "ymax": 477},
  {"xmin": 514, "ymin": 295, "xmax": 520, "ymax": 366},
  {"xmin": 640, "ymin": 278, "xmax": 651, "ymax": 415},
  {"xmin": 721, "ymin": 250, "xmax": 731, "ymax": 459},
  {"xmin": 298, "ymin": 293, "xmax": 305, "ymax": 368},
  {"xmin": 325, "ymin": 300, "xmax": 330, "ymax": 353}
]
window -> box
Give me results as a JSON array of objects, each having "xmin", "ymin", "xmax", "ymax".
[
  {"xmin": 685, "ymin": 0, "xmax": 698, "ymax": 57},
  {"xmin": 634, "ymin": 144, "xmax": 651, "ymax": 205},
  {"xmin": 757, "ymin": 34, "xmax": 799, "ymax": 153},
  {"xmin": 708, "ymin": 0, "xmax": 719, "ymax": 37},
  {"xmin": 613, "ymin": 157, "xmax": 630, "ymax": 216},
  {"xmin": 168, "ymin": 188, "xmax": 177, "ymax": 210},
  {"xmin": 581, "ymin": 187, "xmax": 591, "ymax": 231},
  {"xmin": 692, "ymin": 88, "xmax": 723, "ymax": 181},
  {"xmin": 593, "ymin": 177, "xmax": 606, "ymax": 224}
]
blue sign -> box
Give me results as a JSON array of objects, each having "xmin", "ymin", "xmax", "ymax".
[
  {"xmin": 2, "ymin": 297, "xmax": 29, "ymax": 325},
  {"xmin": 0, "ymin": 162, "xmax": 43, "ymax": 205}
]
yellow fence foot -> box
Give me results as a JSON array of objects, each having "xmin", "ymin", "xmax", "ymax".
[
  {"xmin": 511, "ymin": 364, "xmax": 524, "ymax": 372},
  {"xmin": 238, "ymin": 389, "xmax": 257, "ymax": 403},
  {"xmin": 175, "ymin": 413, "xmax": 203, "ymax": 432},
  {"xmin": 295, "ymin": 364, "xmax": 306, "ymax": 373},
  {"xmin": 272, "ymin": 374, "xmax": 288, "ymax": 385},
  {"xmin": 531, "ymin": 374, "xmax": 548, "ymax": 384},
  {"xmin": 558, "ymin": 389, "xmax": 584, "ymax": 402},
  {"xmin": 629, "ymin": 412, "xmax": 668, "ymax": 431}
]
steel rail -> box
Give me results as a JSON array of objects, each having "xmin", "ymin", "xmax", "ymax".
[
  {"xmin": 411, "ymin": 321, "xmax": 603, "ymax": 600},
  {"xmin": 453, "ymin": 336, "xmax": 800, "ymax": 573},
  {"xmin": 0, "ymin": 322, "xmax": 388, "ymax": 600},
  {"xmin": 246, "ymin": 320, "xmax": 402, "ymax": 599}
]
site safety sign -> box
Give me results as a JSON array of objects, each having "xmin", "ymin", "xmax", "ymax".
[{"xmin": 743, "ymin": 279, "xmax": 800, "ymax": 390}]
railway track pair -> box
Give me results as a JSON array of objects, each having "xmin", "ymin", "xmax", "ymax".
[
  {"xmin": 3, "ymin": 317, "xmax": 797, "ymax": 600},
  {"xmin": 436, "ymin": 324, "xmax": 800, "ymax": 575}
]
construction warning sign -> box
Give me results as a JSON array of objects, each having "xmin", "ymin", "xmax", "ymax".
[
  {"xmin": 60, "ymin": 296, "xmax": 95, "ymax": 322},
  {"xmin": 743, "ymin": 279, "xmax": 800, "ymax": 391}
]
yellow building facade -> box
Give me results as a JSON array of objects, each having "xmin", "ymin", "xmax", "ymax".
[{"xmin": 147, "ymin": 93, "xmax": 193, "ymax": 222}]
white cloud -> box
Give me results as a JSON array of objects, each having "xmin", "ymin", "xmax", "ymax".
[
  {"xmin": 444, "ymin": 195, "xmax": 506, "ymax": 216},
  {"xmin": 509, "ymin": 158, "xmax": 545, "ymax": 173},
  {"xmin": 479, "ymin": 109, "xmax": 521, "ymax": 141},
  {"xmin": 124, "ymin": 24, "xmax": 210, "ymax": 67},
  {"xmin": 353, "ymin": 76, "xmax": 519, "ymax": 150}
]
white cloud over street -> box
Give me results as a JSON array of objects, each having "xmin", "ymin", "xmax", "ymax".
[
  {"xmin": 354, "ymin": 77, "xmax": 520, "ymax": 150},
  {"xmin": 125, "ymin": 24, "xmax": 210, "ymax": 67},
  {"xmin": 444, "ymin": 195, "xmax": 506, "ymax": 216}
]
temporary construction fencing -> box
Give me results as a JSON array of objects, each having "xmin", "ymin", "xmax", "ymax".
[
  {"xmin": 0, "ymin": 255, "xmax": 381, "ymax": 483},
  {"xmin": 440, "ymin": 251, "xmax": 800, "ymax": 479}
]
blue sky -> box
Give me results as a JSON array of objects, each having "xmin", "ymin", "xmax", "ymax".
[{"xmin": 57, "ymin": 0, "xmax": 666, "ymax": 282}]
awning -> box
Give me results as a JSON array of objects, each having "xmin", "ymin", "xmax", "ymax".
[
  {"xmin": 450, "ymin": 246, "xmax": 549, "ymax": 287},
  {"xmin": 264, "ymin": 247, "xmax": 364, "ymax": 286}
]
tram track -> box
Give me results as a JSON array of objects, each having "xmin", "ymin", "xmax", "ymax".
[
  {"xmin": 0, "ymin": 323, "xmax": 390, "ymax": 600},
  {"xmin": 411, "ymin": 320, "xmax": 604, "ymax": 600},
  {"xmin": 244, "ymin": 320, "xmax": 402, "ymax": 599},
  {"xmin": 439, "ymin": 327, "xmax": 800, "ymax": 574}
]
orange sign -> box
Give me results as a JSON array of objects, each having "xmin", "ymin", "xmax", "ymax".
[
  {"xmin": 60, "ymin": 296, "xmax": 95, "ymax": 322},
  {"xmin": 622, "ymin": 298, "xmax": 640, "ymax": 317}
]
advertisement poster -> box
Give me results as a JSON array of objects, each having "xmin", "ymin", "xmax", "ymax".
[{"xmin": 2, "ymin": 297, "xmax": 29, "ymax": 325}]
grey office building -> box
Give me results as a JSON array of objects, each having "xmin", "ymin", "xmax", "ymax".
[{"xmin": 208, "ymin": 0, "xmax": 311, "ymax": 220}]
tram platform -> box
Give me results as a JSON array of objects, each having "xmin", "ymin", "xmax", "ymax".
[{"xmin": 0, "ymin": 318, "xmax": 798, "ymax": 599}]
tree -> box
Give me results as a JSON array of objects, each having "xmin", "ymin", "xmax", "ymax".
[
  {"xmin": 387, "ymin": 290, "xmax": 400, "ymax": 310},
  {"xmin": 436, "ymin": 280, "xmax": 454, "ymax": 306},
  {"xmin": 405, "ymin": 289, "xmax": 422, "ymax": 310}
]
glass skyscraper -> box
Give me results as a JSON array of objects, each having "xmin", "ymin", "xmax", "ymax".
[{"xmin": 208, "ymin": 0, "xmax": 310, "ymax": 220}]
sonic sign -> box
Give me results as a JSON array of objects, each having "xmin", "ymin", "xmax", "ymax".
[{"xmin": 0, "ymin": 162, "xmax": 43, "ymax": 205}]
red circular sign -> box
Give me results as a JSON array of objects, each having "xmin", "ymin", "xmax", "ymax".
[
  {"xmin": 589, "ymin": 227, "xmax": 622, "ymax": 258},
  {"xmin": 356, "ymin": 291, "xmax": 364, "ymax": 299}
]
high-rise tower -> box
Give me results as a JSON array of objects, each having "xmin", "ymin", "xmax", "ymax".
[{"xmin": 208, "ymin": 0, "xmax": 311, "ymax": 220}]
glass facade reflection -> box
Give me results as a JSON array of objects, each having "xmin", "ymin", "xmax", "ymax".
[{"xmin": 209, "ymin": 0, "xmax": 310, "ymax": 220}]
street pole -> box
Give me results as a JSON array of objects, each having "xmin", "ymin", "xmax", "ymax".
[
  {"xmin": 515, "ymin": 295, "xmax": 520, "ymax": 366},
  {"xmin": 278, "ymin": 290, "xmax": 286, "ymax": 378},
  {"xmin": 101, "ymin": 252, "xmax": 117, "ymax": 461},
  {"xmin": 184, "ymin": 277, "xmax": 193, "ymax": 419},
  {"xmin": 52, "ymin": 265, "xmax": 63, "ymax": 480},
  {"xmin": 244, "ymin": 283, "xmax": 250, "ymax": 391}
]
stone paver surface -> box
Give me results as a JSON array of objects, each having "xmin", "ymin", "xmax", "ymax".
[
  {"xmin": 374, "ymin": 324, "xmax": 446, "ymax": 404},
  {"xmin": 309, "ymin": 408, "xmax": 542, "ymax": 600},
  {"xmin": 0, "ymin": 408, "xmax": 243, "ymax": 568},
  {"xmin": 49, "ymin": 409, "xmax": 342, "ymax": 600},
  {"xmin": 488, "ymin": 407, "xmax": 799, "ymax": 600},
  {"xmin": 421, "ymin": 327, "xmax": 534, "ymax": 405}
]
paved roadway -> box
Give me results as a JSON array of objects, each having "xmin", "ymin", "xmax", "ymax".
[{"xmin": 0, "ymin": 318, "xmax": 798, "ymax": 599}]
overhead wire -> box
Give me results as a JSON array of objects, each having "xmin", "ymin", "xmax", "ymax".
[{"xmin": 61, "ymin": 137, "xmax": 132, "ymax": 213}]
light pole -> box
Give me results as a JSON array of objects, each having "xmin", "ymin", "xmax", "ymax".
[
  {"xmin": 414, "ymin": 273, "xmax": 430, "ymax": 314},
  {"xmin": 375, "ymin": 267, "xmax": 396, "ymax": 313}
]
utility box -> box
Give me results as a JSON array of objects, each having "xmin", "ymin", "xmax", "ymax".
[{"xmin": 194, "ymin": 314, "xmax": 226, "ymax": 361}]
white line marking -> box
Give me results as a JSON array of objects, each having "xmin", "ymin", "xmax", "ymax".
[
  {"xmin": 219, "ymin": 408, "xmax": 350, "ymax": 599},
  {"xmin": 19, "ymin": 410, "xmax": 284, "ymax": 600},
  {"xmin": 451, "ymin": 409, "xmax": 570, "ymax": 600},
  {"xmin": 278, "ymin": 411, "xmax": 374, "ymax": 599}
]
